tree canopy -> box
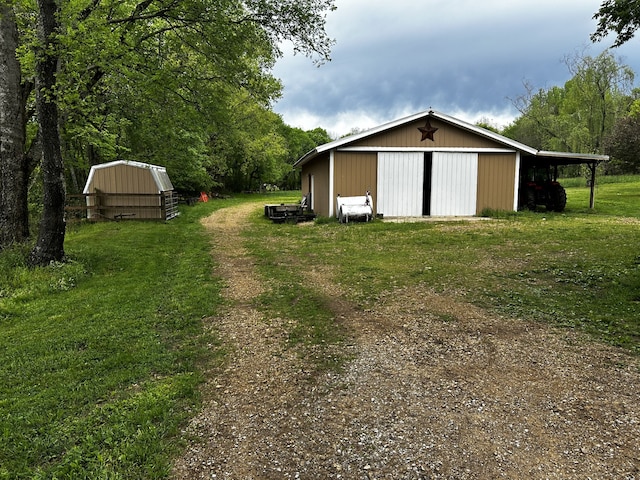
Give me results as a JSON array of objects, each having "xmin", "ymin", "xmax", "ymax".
[
  {"xmin": 0, "ymin": 0, "xmax": 336, "ymax": 261},
  {"xmin": 504, "ymin": 50, "xmax": 637, "ymax": 173},
  {"xmin": 48, "ymin": 0, "xmax": 336, "ymax": 193},
  {"xmin": 604, "ymin": 114, "xmax": 640, "ymax": 173},
  {"xmin": 503, "ymin": 49, "xmax": 640, "ymax": 177},
  {"xmin": 507, "ymin": 0, "xmax": 640, "ymax": 171},
  {"xmin": 592, "ymin": 0, "xmax": 640, "ymax": 47}
]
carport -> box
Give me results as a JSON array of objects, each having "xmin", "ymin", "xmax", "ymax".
[{"xmin": 520, "ymin": 151, "xmax": 608, "ymax": 209}]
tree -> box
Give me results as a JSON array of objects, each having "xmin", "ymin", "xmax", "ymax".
[
  {"xmin": 0, "ymin": 3, "xmax": 29, "ymax": 248},
  {"xmin": 29, "ymin": 0, "xmax": 66, "ymax": 265},
  {"xmin": 51, "ymin": 0, "xmax": 335, "ymax": 166},
  {"xmin": 505, "ymin": 51, "xmax": 634, "ymax": 156},
  {"xmin": 562, "ymin": 50, "xmax": 634, "ymax": 152},
  {"xmin": 214, "ymin": 97, "xmax": 288, "ymax": 191},
  {"xmin": 4, "ymin": 0, "xmax": 336, "ymax": 262},
  {"xmin": 475, "ymin": 118, "xmax": 501, "ymax": 134},
  {"xmin": 506, "ymin": 83, "xmax": 572, "ymax": 151},
  {"xmin": 592, "ymin": 0, "xmax": 640, "ymax": 47},
  {"xmin": 603, "ymin": 115, "xmax": 640, "ymax": 174},
  {"xmin": 278, "ymin": 125, "xmax": 331, "ymax": 189}
]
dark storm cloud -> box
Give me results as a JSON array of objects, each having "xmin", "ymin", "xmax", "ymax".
[{"xmin": 272, "ymin": 0, "xmax": 640, "ymax": 136}]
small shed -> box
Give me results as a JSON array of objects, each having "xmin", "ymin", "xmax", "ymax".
[
  {"xmin": 295, "ymin": 110, "xmax": 608, "ymax": 218},
  {"xmin": 83, "ymin": 160, "xmax": 179, "ymax": 220}
]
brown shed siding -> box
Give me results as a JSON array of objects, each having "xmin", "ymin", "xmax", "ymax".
[
  {"xmin": 476, "ymin": 153, "xmax": 517, "ymax": 214},
  {"xmin": 334, "ymin": 151, "xmax": 377, "ymax": 203},
  {"xmin": 352, "ymin": 118, "xmax": 504, "ymax": 150},
  {"xmin": 92, "ymin": 193, "xmax": 163, "ymax": 219},
  {"xmin": 301, "ymin": 153, "xmax": 330, "ymax": 217},
  {"xmin": 91, "ymin": 164, "xmax": 159, "ymax": 194},
  {"xmin": 85, "ymin": 163, "xmax": 174, "ymax": 220},
  {"xmin": 296, "ymin": 112, "xmax": 537, "ymax": 218}
]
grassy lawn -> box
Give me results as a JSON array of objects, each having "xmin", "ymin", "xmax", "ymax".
[
  {"xmin": 1, "ymin": 176, "xmax": 638, "ymax": 478},
  {"xmin": 247, "ymin": 177, "xmax": 640, "ymax": 355},
  {"xmin": 0, "ymin": 200, "xmax": 232, "ymax": 479}
]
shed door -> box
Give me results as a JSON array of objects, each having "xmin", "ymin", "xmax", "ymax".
[
  {"xmin": 307, "ymin": 174, "xmax": 315, "ymax": 211},
  {"xmin": 377, "ymin": 152, "xmax": 424, "ymax": 216},
  {"xmin": 430, "ymin": 152, "xmax": 478, "ymax": 216}
]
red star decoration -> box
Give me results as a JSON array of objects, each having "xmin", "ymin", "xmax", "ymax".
[{"xmin": 418, "ymin": 119, "xmax": 438, "ymax": 141}]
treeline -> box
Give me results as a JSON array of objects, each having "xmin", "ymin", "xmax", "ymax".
[
  {"xmin": 14, "ymin": 0, "xmax": 334, "ymax": 195},
  {"xmin": 0, "ymin": 0, "xmax": 335, "ymax": 264},
  {"xmin": 2, "ymin": 1, "xmax": 640, "ymax": 264},
  {"xmin": 501, "ymin": 50, "xmax": 640, "ymax": 176}
]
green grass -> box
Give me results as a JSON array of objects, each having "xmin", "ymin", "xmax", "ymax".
[
  {"xmin": 0, "ymin": 200, "xmax": 230, "ymax": 479},
  {"xmin": 560, "ymin": 174, "xmax": 640, "ymax": 188},
  {"xmin": 245, "ymin": 192, "xmax": 349, "ymax": 373},
  {"xmin": 566, "ymin": 181, "xmax": 640, "ymax": 217},
  {"xmin": 247, "ymin": 179, "xmax": 640, "ymax": 355},
  {"xmin": 2, "ymin": 179, "xmax": 639, "ymax": 478}
]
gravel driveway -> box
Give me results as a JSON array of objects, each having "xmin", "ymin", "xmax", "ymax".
[{"xmin": 172, "ymin": 203, "xmax": 640, "ymax": 479}]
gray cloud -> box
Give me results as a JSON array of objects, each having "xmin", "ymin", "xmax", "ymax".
[{"xmin": 273, "ymin": 0, "xmax": 640, "ymax": 136}]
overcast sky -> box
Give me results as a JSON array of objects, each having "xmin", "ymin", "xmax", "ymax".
[{"xmin": 271, "ymin": 0, "xmax": 640, "ymax": 138}]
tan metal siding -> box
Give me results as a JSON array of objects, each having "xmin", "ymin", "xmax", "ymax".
[
  {"xmin": 352, "ymin": 118, "xmax": 504, "ymax": 149},
  {"xmin": 476, "ymin": 153, "xmax": 517, "ymax": 214},
  {"xmin": 84, "ymin": 164, "xmax": 169, "ymax": 219},
  {"xmin": 87, "ymin": 192, "xmax": 163, "ymax": 220},
  {"xmin": 91, "ymin": 164, "xmax": 158, "ymax": 194},
  {"xmin": 334, "ymin": 151, "xmax": 377, "ymax": 203},
  {"xmin": 301, "ymin": 153, "xmax": 330, "ymax": 217}
]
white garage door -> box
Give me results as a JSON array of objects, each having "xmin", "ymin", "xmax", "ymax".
[
  {"xmin": 377, "ymin": 152, "xmax": 424, "ymax": 217},
  {"xmin": 430, "ymin": 152, "xmax": 478, "ymax": 216}
]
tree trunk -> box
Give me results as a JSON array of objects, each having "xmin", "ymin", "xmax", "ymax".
[
  {"xmin": 30, "ymin": 0, "xmax": 66, "ymax": 265},
  {"xmin": 0, "ymin": 4, "xmax": 29, "ymax": 247}
]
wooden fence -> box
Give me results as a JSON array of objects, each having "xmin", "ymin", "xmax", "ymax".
[{"xmin": 65, "ymin": 191, "xmax": 179, "ymax": 221}]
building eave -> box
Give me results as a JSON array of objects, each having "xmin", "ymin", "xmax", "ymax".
[{"xmin": 536, "ymin": 150, "xmax": 609, "ymax": 163}]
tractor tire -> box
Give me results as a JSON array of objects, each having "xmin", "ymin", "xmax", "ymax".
[
  {"xmin": 525, "ymin": 187, "xmax": 537, "ymax": 211},
  {"xmin": 547, "ymin": 184, "xmax": 567, "ymax": 212}
]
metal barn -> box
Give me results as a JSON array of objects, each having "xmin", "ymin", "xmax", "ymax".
[
  {"xmin": 295, "ymin": 110, "xmax": 607, "ymax": 218},
  {"xmin": 82, "ymin": 160, "xmax": 179, "ymax": 221}
]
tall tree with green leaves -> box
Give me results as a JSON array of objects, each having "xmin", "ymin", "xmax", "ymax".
[
  {"xmin": 278, "ymin": 124, "xmax": 331, "ymax": 190},
  {"xmin": 505, "ymin": 50, "xmax": 634, "ymax": 157},
  {"xmin": 2, "ymin": 0, "xmax": 336, "ymax": 261},
  {"xmin": 562, "ymin": 50, "xmax": 634, "ymax": 152},
  {"xmin": 506, "ymin": 83, "xmax": 571, "ymax": 151},
  {"xmin": 604, "ymin": 114, "xmax": 640, "ymax": 173}
]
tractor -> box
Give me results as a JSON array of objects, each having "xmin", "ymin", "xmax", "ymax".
[{"xmin": 519, "ymin": 163, "xmax": 567, "ymax": 212}]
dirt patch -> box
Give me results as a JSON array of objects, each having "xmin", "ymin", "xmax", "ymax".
[{"xmin": 173, "ymin": 203, "xmax": 640, "ymax": 479}]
